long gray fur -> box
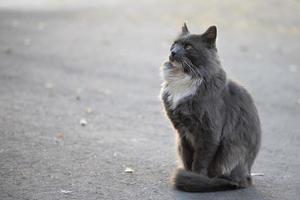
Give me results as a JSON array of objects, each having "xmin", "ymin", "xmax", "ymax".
[{"xmin": 160, "ymin": 24, "xmax": 261, "ymax": 192}]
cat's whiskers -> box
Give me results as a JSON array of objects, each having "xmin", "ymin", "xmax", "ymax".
[
  {"xmin": 181, "ymin": 58, "xmax": 195, "ymax": 76},
  {"xmin": 185, "ymin": 58, "xmax": 208, "ymax": 87},
  {"xmin": 181, "ymin": 57, "xmax": 204, "ymax": 87},
  {"xmin": 182, "ymin": 57, "xmax": 199, "ymax": 78}
]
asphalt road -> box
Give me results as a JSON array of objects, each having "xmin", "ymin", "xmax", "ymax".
[{"xmin": 0, "ymin": 0, "xmax": 300, "ymax": 199}]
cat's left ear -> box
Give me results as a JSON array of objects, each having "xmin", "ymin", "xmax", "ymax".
[
  {"xmin": 202, "ymin": 26, "xmax": 217, "ymax": 45},
  {"xmin": 180, "ymin": 22, "xmax": 189, "ymax": 36}
]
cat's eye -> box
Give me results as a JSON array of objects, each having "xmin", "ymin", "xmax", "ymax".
[{"xmin": 185, "ymin": 44, "xmax": 193, "ymax": 50}]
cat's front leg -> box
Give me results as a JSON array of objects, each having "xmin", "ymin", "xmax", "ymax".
[
  {"xmin": 191, "ymin": 142, "xmax": 219, "ymax": 176},
  {"xmin": 208, "ymin": 140, "xmax": 247, "ymax": 178},
  {"xmin": 191, "ymin": 152, "xmax": 208, "ymax": 175},
  {"xmin": 177, "ymin": 136, "xmax": 194, "ymax": 171}
]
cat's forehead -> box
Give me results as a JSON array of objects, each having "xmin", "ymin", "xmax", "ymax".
[{"xmin": 175, "ymin": 34, "xmax": 202, "ymax": 44}]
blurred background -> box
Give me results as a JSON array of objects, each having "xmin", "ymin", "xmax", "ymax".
[{"xmin": 0, "ymin": 0, "xmax": 299, "ymax": 200}]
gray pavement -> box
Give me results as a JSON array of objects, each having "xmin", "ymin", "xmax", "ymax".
[{"xmin": 0, "ymin": 0, "xmax": 300, "ymax": 199}]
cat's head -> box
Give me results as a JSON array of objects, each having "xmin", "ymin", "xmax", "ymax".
[{"xmin": 168, "ymin": 23, "xmax": 220, "ymax": 78}]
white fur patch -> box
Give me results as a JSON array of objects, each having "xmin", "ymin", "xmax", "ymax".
[{"xmin": 161, "ymin": 62, "xmax": 201, "ymax": 109}]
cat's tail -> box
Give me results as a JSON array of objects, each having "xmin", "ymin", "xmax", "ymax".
[{"xmin": 173, "ymin": 168, "xmax": 239, "ymax": 192}]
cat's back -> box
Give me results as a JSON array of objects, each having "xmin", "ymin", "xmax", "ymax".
[
  {"xmin": 222, "ymin": 79, "xmax": 261, "ymax": 137},
  {"xmin": 224, "ymin": 80, "xmax": 255, "ymax": 107}
]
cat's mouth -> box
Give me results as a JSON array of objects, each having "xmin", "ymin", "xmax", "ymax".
[
  {"xmin": 164, "ymin": 60, "xmax": 182, "ymax": 69},
  {"xmin": 170, "ymin": 61, "xmax": 182, "ymax": 68},
  {"xmin": 163, "ymin": 60, "xmax": 192, "ymax": 76}
]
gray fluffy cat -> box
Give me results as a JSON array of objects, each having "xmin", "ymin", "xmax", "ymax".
[{"xmin": 160, "ymin": 24, "xmax": 261, "ymax": 192}]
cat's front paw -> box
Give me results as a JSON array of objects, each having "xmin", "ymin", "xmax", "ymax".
[
  {"xmin": 192, "ymin": 165, "xmax": 208, "ymax": 176},
  {"xmin": 208, "ymin": 165, "xmax": 224, "ymax": 178}
]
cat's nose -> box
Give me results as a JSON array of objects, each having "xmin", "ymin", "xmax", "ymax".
[{"xmin": 169, "ymin": 51, "xmax": 176, "ymax": 61}]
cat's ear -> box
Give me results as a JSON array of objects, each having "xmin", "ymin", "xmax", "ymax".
[
  {"xmin": 202, "ymin": 26, "xmax": 217, "ymax": 45},
  {"xmin": 180, "ymin": 22, "xmax": 189, "ymax": 36}
]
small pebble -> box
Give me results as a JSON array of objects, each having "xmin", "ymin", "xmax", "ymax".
[
  {"xmin": 60, "ymin": 189, "xmax": 72, "ymax": 194},
  {"xmin": 80, "ymin": 118, "xmax": 87, "ymax": 126},
  {"xmin": 124, "ymin": 167, "xmax": 134, "ymax": 173}
]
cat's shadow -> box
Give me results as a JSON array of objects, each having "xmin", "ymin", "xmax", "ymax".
[{"xmin": 172, "ymin": 186, "xmax": 264, "ymax": 200}]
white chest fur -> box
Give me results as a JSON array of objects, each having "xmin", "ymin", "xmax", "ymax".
[{"xmin": 161, "ymin": 65, "xmax": 201, "ymax": 109}]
